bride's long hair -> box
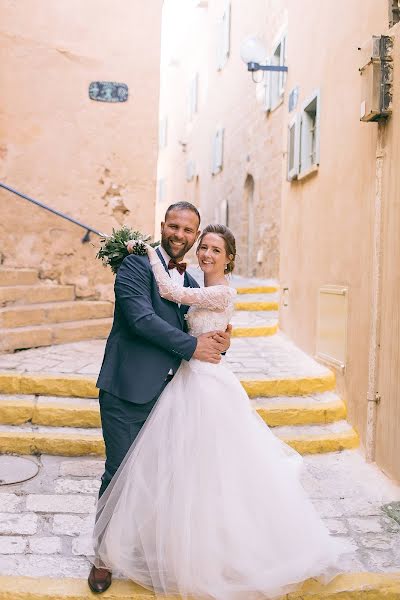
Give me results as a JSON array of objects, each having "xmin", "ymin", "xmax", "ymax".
[{"xmin": 196, "ymin": 224, "xmax": 236, "ymax": 274}]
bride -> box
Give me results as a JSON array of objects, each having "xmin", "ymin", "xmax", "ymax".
[{"xmin": 92, "ymin": 224, "xmax": 345, "ymax": 599}]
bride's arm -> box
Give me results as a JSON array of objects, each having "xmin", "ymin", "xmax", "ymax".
[{"xmin": 146, "ymin": 246, "xmax": 233, "ymax": 309}]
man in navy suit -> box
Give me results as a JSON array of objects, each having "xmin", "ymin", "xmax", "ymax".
[{"xmin": 89, "ymin": 202, "xmax": 231, "ymax": 593}]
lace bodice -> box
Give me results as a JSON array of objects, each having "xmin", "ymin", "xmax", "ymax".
[{"xmin": 149, "ymin": 251, "xmax": 236, "ymax": 337}]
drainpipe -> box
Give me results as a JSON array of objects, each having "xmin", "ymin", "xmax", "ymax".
[{"xmin": 365, "ymin": 121, "xmax": 385, "ymax": 461}]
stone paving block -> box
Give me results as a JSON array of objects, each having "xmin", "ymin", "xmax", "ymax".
[
  {"xmin": 54, "ymin": 478, "xmax": 100, "ymax": 494},
  {"xmin": 324, "ymin": 518, "xmax": 348, "ymax": 535},
  {"xmin": 28, "ymin": 536, "xmax": 62, "ymax": 554},
  {"xmin": 0, "ymin": 493, "xmax": 23, "ymax": 512},
  {"xmin": 52, "ymin": 514, "xmax": 95, "ymax": 536},
  {"xmin": 26, "ymin": 494, "xmax": 95, "ymax": 514},
  {"xmin": 358, "ymin": 533, "xmax": 398, "ymax": 550},
  {"xmin": 59, "ymin": 459, "xmax": 104, "ymax": 477},
  {"xmin": 0, "ymin": 553, "xmax": 90, "ymax": 577},
  {"xmin": 348, "ymin": 517, "xmax": 384, "ymax": 534},
  {"xmin": 0, "ymin": 513, "xmax": 37, "ymax": 534},
  {"xmin": 0, "ymin": 536, "xmax": 27, "ymax": 554},
  {"xmin": 71, "ymin": 535, "xmax": 94, "ymax": 556}
]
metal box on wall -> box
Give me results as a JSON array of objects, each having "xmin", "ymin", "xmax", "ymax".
[{"xmin": 359, "ymin": 35, "xmax": 393, "ymax": 122}]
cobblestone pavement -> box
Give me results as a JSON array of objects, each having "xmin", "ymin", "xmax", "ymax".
[
  {"xmin": 0, "ymin": 451, "xmax": 399, "ymax": 578},
  {"xmin": 0, "ymin": 334, "xmax": 328, "ymax": 380}
]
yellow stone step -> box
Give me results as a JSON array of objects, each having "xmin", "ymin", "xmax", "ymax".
[
  {"xmin": 236, "ymin": 285, "xmax": 278, "ymax": 294},
  {"xmin": 0, "ymin": 371, "xmax": 336, "ymax": 399},
  {"xmin": 1, "ymin": 573, "xmax": 400, "ymax": 600},
  {"xmin": 0, "ymin": 392, "xmax": 346, "ymax": 429},
  {"xmin": 232, "ymin": 323, "xmax": 278, "ymax": 337},
  {"xmin": 0, "ymin": 300, "xmax": 113, "ymax": 328},
  {"xmin": 0, "ymin": 284, "xmax": 75, "ymax": 307},
  {"xmin": 0, "ymin": 421, "xmax": 358, "ymax": 456},
  {"xmin": 0, "ymin": 318, "xmax": 112, "ymax": 353},
  {"xmin": 0, "ymin": 268, "xmax": 38, "ymax": 286},
  {"xmin": 235, "ymin": 301, "xmax": 279, "ymax": 311}
]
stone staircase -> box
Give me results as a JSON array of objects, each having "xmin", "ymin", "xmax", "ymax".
[
  {"xmin": 0, "ymin": 282, "xmax": 358, "ymax": 457},
  {"xmin": 0, "ymin": 268, "xmax": 113, "ymax": 353},
  {"xmin": 1, "ymin": 280, "xmax": 400, "ymax": 599}
]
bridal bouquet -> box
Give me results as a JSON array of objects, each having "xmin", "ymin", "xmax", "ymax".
[{"xmin": 96, "ymin": 226, "xmax": 159, "ymax": 274}]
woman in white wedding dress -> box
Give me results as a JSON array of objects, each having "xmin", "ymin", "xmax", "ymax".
[{"xmin": 92, "ymin": 225, "xmax": 345, "ymax": 599}]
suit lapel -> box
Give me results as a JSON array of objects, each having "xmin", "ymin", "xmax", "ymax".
[
  {"xmin": 156, "ymin": 247, "xmax": 185, "ymax": 327},
  {"xmin": 156, "ymin": 247, "xmax": 171, "ymax": 276}
]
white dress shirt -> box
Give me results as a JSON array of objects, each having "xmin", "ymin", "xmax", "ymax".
[{"xmin": 159, "ymin": 246, "xmax": 185, "ymax": 289}]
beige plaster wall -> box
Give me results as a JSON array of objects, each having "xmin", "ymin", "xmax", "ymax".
[
  {"xmin": 373, "ymin": 24, "xmax": 400, "ymax": 480},
  {"xmin": 279, "ymin": 0, "xmax": 388, "ymax": 446},
  {"xmin": 0, "ymin": 0, "xmax": 162, "ymax": 299},
  {"xmin": 157, "ymin": 0, "xmax": 287, "ymax": 278}
]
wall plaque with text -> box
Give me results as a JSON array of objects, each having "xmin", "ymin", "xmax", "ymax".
[{"xmin": 89, "ymin": 82, "xmax": 128, "ymax": 103}]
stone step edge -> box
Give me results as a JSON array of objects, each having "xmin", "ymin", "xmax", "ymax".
[
  {"xmin": 0, "ymin": 372, "xmax": 336, "ymax": 399},
  {"xmin": 0, "ymin": 426, "xmax": 358, "ymax": 456},
  {"xmin": 236, "ymin": 285, "xmax": 278, "ymax": 294},
  {"xmin": 234, "ymin": 301, "xmax": 278, "ymax": 311},
  {"xmin": 1, "ymin": 573, "xmax": 399, "ymax": 600},
  {"xmin": 0, "ymin": 397, "xmax": 347, "ymax": 428},
  {"xmin": 232, "ymin": 324, "xmax": 278, "ymax": 337}
]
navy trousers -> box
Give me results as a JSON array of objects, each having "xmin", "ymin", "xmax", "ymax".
[{"xmin": 98, "ymin": 380, "xmax": 170, "ymax": 498}]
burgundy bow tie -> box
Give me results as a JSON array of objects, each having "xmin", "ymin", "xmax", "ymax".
[{"xmin": 168, "ymin": 259, "xmax": 187, "ymax": 275}]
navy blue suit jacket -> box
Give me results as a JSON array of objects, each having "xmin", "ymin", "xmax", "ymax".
[{"xmin": 97, "ymin": 248, "xmax": 199, "ymax": 404}]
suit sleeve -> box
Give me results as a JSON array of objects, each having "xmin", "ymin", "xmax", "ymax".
[{"xmin": 115, "ymin": 255, "xmax": 197, "ymax": 361}]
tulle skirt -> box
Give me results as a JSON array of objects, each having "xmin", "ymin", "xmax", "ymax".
[{"xmin": 92, "ymin": 358, "xmax": 345, "ymax": 599}]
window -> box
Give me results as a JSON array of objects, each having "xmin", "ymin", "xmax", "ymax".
[
  {"xmin": 270, "ymin": 35, "xmax": 286, "ymax": 109},
  {"xmin": 157, "ymin": 178, "xmax": 166, "ymax": 203},
  {"xmin": 287, "ymin": 115, "xmax": 300, "ymax": 180},
  {"xmin": 217, "ymin": 2, "xmax": 231, "ymax": 71},
  {"xmin": 186, "ymin": 160, "xmax": 197, "ymax": 182},
  {"xmin": 188, "ymin": 73, "xmax": 199, "ymax": 121},
  {"xmin": 389, "ymin": 1, "xmax": 400, "ymax": 27},
  {"xmin": 159, "ymin": 117, "xmax": 168, "ymax": 149},
  {"xmin": 287, "ymin": 90, "xmax": 320, "ymax": 180},
  {"xmin": 255, "ymin": 62, "xmax": 271, "ymax": 113},
  {"xmin": 299, "ymin": 91, "xmax": 320, "ymax": 174},
  {"xmin": 212, "ymin": 128, "xmax": 224, "ymax": 175}
]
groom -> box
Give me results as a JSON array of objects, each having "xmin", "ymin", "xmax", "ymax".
[{"xmin": 89, "ymin": 201, "xmax": 231, "ymax": 593}]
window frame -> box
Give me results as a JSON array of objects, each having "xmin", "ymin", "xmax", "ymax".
[
  {"xmin": 212, "ymin": 127, "xmax": 224, "ymax": 175},
  {"xmin": 287, "ymin": 114, "xmax": 301, "ymax": 181},
  {"xmin": 269, "ymin": 33, "xmax": 287, "ymax": 111},
  {"xmin": 188, "ymin": 73, "xmax": 199, "ymax": 121},
  {"xmin": 299, "ymin": 89, "xmax": 321, "ymax": 175},
  {"xmin": 216, "ymin": 2, "xmax": 231, "ymax": 71}
]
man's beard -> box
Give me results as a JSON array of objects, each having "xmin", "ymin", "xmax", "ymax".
[{"xmin": 161, "ymin": 235, "xmax": 192, "ymax": 260}]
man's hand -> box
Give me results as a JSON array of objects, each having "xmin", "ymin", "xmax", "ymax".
[
  {"xmin": 193, "ymin": 332, "xmax": 226, "ymax": 363},
  {"xmin": 212, "ymin": 323, "xmax": 232, "ymax": 353}
]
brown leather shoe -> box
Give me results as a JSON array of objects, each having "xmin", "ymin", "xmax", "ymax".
[{"xmin": 88, "ymin": 564, "xmax": 112, "ymax": 593}]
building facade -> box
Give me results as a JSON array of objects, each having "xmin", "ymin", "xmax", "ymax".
[
  {"xmin": 159, "ymin": 0, "xmax": 400, "ymax": 481},
  {"xmin": 156, "ymin": 0, "xmax": 287, "ymax": 278},
  {"xmin": 0, "ymin": 0, "xmax": 163, "ymax": 299}
]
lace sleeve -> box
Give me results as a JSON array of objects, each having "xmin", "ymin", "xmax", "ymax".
[{"xmin": 149, "ymin": 251, "xmax": 235, "ymax": 309}]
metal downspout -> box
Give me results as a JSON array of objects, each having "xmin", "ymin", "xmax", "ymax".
[{"xmin": 366, "ymin": 121, "xmax": 385, "ymax": 461}]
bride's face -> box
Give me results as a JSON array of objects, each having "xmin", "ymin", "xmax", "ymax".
[{"xmin": 197, "ymin": 233, "xmax": 227, "ymax": 277}]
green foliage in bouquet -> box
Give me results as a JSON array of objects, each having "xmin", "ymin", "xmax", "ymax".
[{"xmin": 96, "ymin": 226, "xmax": 159, "ymax": 274}]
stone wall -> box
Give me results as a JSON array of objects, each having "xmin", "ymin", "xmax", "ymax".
[{"xmin": 0, "ymin": 0, "xmax": 163, "ymax": 299}]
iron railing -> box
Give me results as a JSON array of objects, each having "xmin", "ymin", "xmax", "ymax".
[{"xmin": 0, "ymin": 182, "xmax": 105, "ymax": 243}]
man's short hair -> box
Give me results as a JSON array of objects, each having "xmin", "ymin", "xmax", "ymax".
[{"xmin": 164, "ymin": 202, "xmax": 201, "ymax": 226}]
